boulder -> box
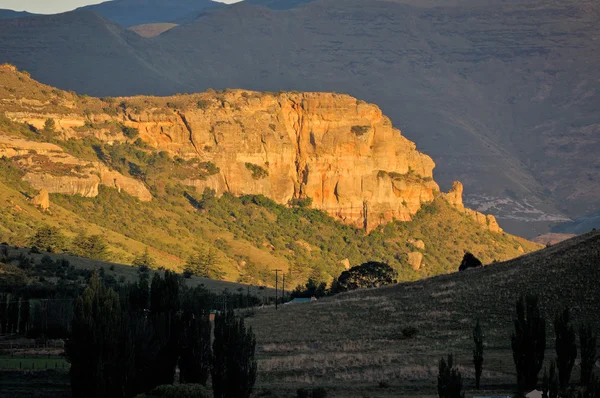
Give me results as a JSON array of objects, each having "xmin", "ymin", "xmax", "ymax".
[{"xmin": 31, "ymin": 188, "xmax": 50, "ymax": 210}]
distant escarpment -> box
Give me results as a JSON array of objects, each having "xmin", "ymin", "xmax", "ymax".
[{"xmin": 0, "ymin": 64, "xmax": 498, "ymax": 232}]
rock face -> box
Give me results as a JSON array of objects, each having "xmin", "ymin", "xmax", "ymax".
[
  {"xmin": 0, "ymin": 135, "xmax": 152, "ymax": 201},
  {"xmin": 31, "ymin": 188, "xmax": 50, "ymax": 210},
  {"xmin": 111, "ymin": 92, "xmax": 438, "ymax": 231},
  {"xmin": 444, "ymin": 181, "xmax": 502, "ymax": 233},
  {"xmin": 1, "ymin": 75, "xmax": 503, "ymax": 232},
  {"xmin": 407, "ymin": 252, "xmax": 423, "ymax": 270}
]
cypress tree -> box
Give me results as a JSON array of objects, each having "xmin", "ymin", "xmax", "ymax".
[
  {"xmin": 65, "ymin": 273, "xmax": 131, "ymax": 398},
  {"xmin": 554, "ymin": 308, "xmax": 577, "ymax": 390},
  {"xmin": 579, "ymin": 323, "xmax": 597, "ymax": 389},
  {"xmin": 511, "ymin": 295, "xmax": 546, "ymax": 393},
  {"xmin": 437, "ymin": 354, "xmax": 465, "ymax": 398},
  {"xmin": 179, "ymin": 313, "xmax": 212, "ymax": 385},
  {"xmin": 473, "ymin": 320, "xmax": 484, "ymax": 389},
  {"xmin": 212, "ymin": 309, "xmax": 257, "ymax": 398}
]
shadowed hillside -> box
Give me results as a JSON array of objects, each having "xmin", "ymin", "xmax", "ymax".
[
  {"xmin": 247, "ymin": 231, "xmax": 600, "ymax": 396},
  {"xmin": 0, "ymin": 0, "xmax": 598, "ymax": 237}
]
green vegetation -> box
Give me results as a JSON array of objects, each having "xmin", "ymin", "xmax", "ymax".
[
  {"xmin": 244, "ymin": 162, "xmax": 268, "ymax": 179},
  {"xmin": 473, "ymin": 320, "xmax": 484, "ymax": 390},
  {"xmin": 511, "ymin": 295, "xmax": 546, "ymax": 393},
  {"xmin": 351, "ymin": 125, "xmax": 370, "ymax": 136},
  {"xmin": 437, "ymin": 354, "xmax": 464, "ymax": 398},
  {"xmin": 553, "ymin": 308, "xmax": 577, "ymax": 390},
  {"xmin": 212, "ymin": 309, "xmax": 257, "ymax": 398},
  {"xmin": 332, "ymin": 261, "xmax": 397, "ymax": 293}
]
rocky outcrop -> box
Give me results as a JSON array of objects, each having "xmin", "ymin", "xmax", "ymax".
[
  {"xmin": 2, "ymin": 80, "xmax": 503, "ymax": 232},
  {"xmin": 0, "ymin": 135, "xmax": 152, "ymax": 201},
  {"xmin": 407, "ymin": 252, "xmax": 423, "ymax": 270},
  {"xmin": 31, "ymin": 188, "xmax": 50, "ymax": 210},
  {"xmin": 108, "ymin": 92, "xmax": 439, "ymax": 231},
  {"xmin": 444, "ymin": 181, "xmax": 502, "ymax": 233}
]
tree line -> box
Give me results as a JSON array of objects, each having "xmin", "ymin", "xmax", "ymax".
[
  {"xmin": 438, "ymin": 295, "xmax": 599, "ymax": 398},
  {"xmin": 66, "ymin": 271, "xmax": 257, "ymax": 398}
]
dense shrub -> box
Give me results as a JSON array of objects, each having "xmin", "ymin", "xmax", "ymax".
[
  {"xmin": 437, "ymin": 354, "xmax": 464, "ymax": 398},
  {"xmin": 458, "ymin": 252, "xmax": 482, "ymax": 271},
  {"xmin": 554, "ymin": 308, "xmax": 577, "ymax": 390},
  {"xmin": 137, "ymin": 384, "xmax": 211, "ymax": 398},
  {"xmin": 333, "ymin": 261, "xmax": 397, "ymax": 293},
  {"xmin": 245, "ymin": 163, "xmax": 269, "ymax": 179}
]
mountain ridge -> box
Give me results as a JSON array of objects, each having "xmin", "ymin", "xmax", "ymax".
[{"xmin": 0, "ymin": 64, "xmax": 540, "ymax": 286}]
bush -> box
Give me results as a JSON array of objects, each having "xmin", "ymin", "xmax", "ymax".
[
  {"xmin": 245, "ymin": 163, "xmax": 269, "ymax": 180},
  {"xmin": 351, "ymin": 125, "xmax": 370, "ymax": 136},
  {"xmin": 333, "ymin": 261, "xmax": 397, "ymax": 293},
  {"xmin": 458, "ymin": 252, "xmax": 482, "ymax": 271},
  {"xmin": 402, "ymin": 326, "xmax": 418, "ymax": 339},
  {"xmin": 29, "ymin": 226, "xmax": 68, "ymax": 253},
  {"xmin": 121, "ymin": 125, "xmax": 139, "ymax": 139}
]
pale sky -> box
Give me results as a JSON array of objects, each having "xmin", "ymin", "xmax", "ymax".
[{"xmin": 0, "ymin": 0, "xmax": 242, "ymax": 14}]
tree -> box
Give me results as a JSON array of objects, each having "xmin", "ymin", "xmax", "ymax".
[
  {"xmin": 333, "ymin": 261, "xmax": 398, "ymax": 293},
  {"xmin": 438, "ymin": 354, "xmax": 464, "ymax": 398},
  {"xmin": 554, "ymin": 308, "xmax": 577, "ymax": 390},
  {"xmin": 511, "ymin": 295, "xmax": 546, "ymax": 393},
  {"xmin": 43, "ymin": 118, "xmax": 56, "ymax": 134},
  {"xmin": 29, "ymin": 225, "xmax": 68, "ymax": 253},
  {"xmin": 184, "ymin": 248, "xmax": 222, "ymax": 279},
  {"xmin": 542, "ymin": 361, "xmax": 559, "ymax": 398},
  {"xmin": 473, "ymin": 320, "xmax": 484, "ymax": 389},
  {"xmin": 458, "ymin": 252, "xmax": 482, "ymax": 271},
  {"xmin": 71, "ymin": 233, "xmax": 109, "ymax": 260},
  {"xmin": 212, "ymin": 309, "xmax": 257, "ymax": 398},
  {"xmin": 132, "ymin": 247, "xmax": 155, "ymax": 271},
  {"xmin": 579, "ymin": 323, "xmax": 597, "ymax": 388},
  {"xmin": 292, "ymin": 278, "xmax": 327, "ymax": 299},
  {"xmin": 179, "ymin": 313, "xmax": 212, "ymax": 385},
  {"xmin": 65, "ymin": 273, "xmax": 134, "ymax": 398}
]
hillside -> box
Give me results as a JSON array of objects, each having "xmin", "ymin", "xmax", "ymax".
[
  {"xmin": 0, "ymin": 65, "xmax": 539, "ymax": 288},
  {"xmin": 247, "ymin": 231, "xmax": 600, "ymax": 396},
  {"xmin": 128, "ymin": 23, "xmax": 178, "ymax": 38},
  {"xmin": 0, "ymin": 0, "xmax": 598, "ymax": 237}
]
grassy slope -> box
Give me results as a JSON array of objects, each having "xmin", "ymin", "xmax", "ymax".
[{"xmin": 247, "ymin": 231, "xmax": 600, "ymax": 397}]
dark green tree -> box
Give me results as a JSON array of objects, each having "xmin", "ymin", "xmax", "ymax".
[
  {"xmin": 473, "ymin": 320, "xmax": 484, "ymax": 389},
  {"xmin": 437, "ymin": 354, "xmax": 465, "ymax": 398},
  {"xmin": 554, "ymin": 308, "xmax": 577, "ymax": 390},
  {"xmin": 71, "ymin": 233, "xmax": 110, "ymax": 260},
  {"xmin": 179, "ymin": 313, "xmax": 212, "ymax": 385},
  {"xmin": 132, "ymin": 247, "xmax": 155, "ymax": 271},
  {"xmin": 511, "ymin": 295, "xmax": 546, "ymax": 393},
  {"xmin": 333, "ymin": 261, "xmax": 397, "ymax": 293},
  {"xmin": 65, "ymin": 273, "xmax": 134, "ymax": 398},
  {"xmin": 458, "ymin": 252, "xmax": 482, "ymax": 271},
  {"xmin": 29, "ymin": 225, "xmax": 68, "ymax": 253},
  {"xmin": 212, "ymin": 309, "xmax": 257, "ymax": 398},
  {"xmin": 542, "ymin": 361, "xmax": 559, "ymax": 398},
  {"xmin": 579, "ymin": 323, "xmax": 597, "ymax": 389},
  {"xmin": 43, "ymin": 118, "xmax": 56, "ymax": 134}
]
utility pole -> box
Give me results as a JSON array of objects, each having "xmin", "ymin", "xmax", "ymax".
[{"xmin": 274, "ymin": 269, "xmax": 281, "ymax": 310}]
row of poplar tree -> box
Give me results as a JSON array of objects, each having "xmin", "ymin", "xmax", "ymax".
[
  {"xmin": 438, "ymin": 295, "xmax": 599, "ymax": 397},
  {"xmin": 65, "ymin": 271, "xmax": 257, "ymax": 398}
]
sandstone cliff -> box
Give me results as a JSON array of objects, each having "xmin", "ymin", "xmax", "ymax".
[{"xmin": 0, "ymin": 65, "xmax": 500, "ymax": 232}]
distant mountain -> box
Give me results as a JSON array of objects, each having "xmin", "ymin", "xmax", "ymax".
[
  {"xmin": 552, "ymin": 212, "xmax": 600, "ymax": 235},
  {"xmin": 0, "ymin": 0, "xmax": 598, "ymax": 238},
  {"xmin": 79, "ymin": 0, "xmax": 223, "ymax": 27},
  {"xmin": 0, "ymin": 9, "xmax": 35, "ymax": 19}
]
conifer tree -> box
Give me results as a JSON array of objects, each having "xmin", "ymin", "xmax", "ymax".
[
  {"xmin": 511, "ymin": 295, "xmax": 546, "ymax": 393},
  {"xmin": 554, "ymin": 308, "xmax": 577, "ymax": 390},
  {"xmin": 473, "ymin": 320, "xmax": 484, "ymax": 389},
  {"xmin": 212, "ymin": 309, "xmax": 257, "ymax": 398},
  {"xmin": 438, "ymin": 354, "xmax": 465, "ymax": 398},
  {"xmin": 179, "ymin": 313, "xmax": 212, "ymax": 385},
  {"xmin": 579, "ymin": 323, "xmax": 597, "ymax": 389}
]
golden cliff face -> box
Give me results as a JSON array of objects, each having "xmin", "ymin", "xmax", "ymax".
[
  {"xmin": 0, "ymin": 66, "xmax": 500, "ymax": 232},
  {"xmin": 113, "ymin": 92, "xmax": 438, "ymax": 231}
]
